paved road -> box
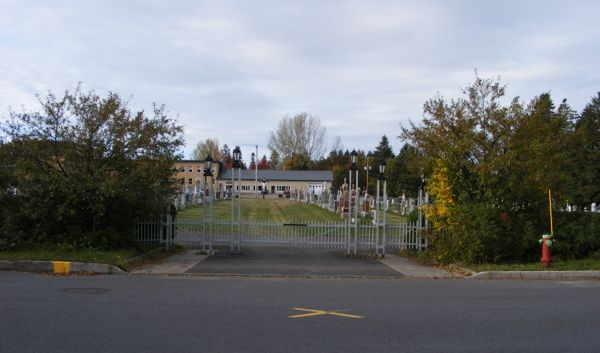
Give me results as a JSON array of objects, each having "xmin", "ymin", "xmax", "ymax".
[{"xmin": 1, "ymin": 272, "xmax": 599, "ymax": 353}]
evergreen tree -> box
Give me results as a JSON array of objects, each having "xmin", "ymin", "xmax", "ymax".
[
  {"xmin": 387, "ymin": 144, "xmax": 422, "ymax": 197},
  {"xmin": 572, "ymin": 93, "xmax": 600, "ymax": 207},
  {"xmin": 220, "ymin": 144, "xmax": 232, "ymax": 169},
  {"xmin": 269, "ymin": 150, "xmax": 281, "ymax": 169},
  {"xmin": 372, "ymin": 135, "xmax": 395, "ymax": 160}
]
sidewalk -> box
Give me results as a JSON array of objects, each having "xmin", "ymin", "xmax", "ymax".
[
  {"xmin": 130, "ymin": 249, "xmax": 209, "ymax": 275},
  {"xmin": 379, "ymin": 255, "xmax": 458, "ymax": 278}
]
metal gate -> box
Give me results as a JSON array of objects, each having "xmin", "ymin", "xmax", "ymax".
[{"xmin": 134, "ymin": 217, "xmax": 427, "ymax": 254}]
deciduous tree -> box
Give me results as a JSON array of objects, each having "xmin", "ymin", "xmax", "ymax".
[
  {"xmin": 268, "ymin": 113, "xmax": 327, "ymax": 163},
  {"xmin": 191, "ymin": 138, "xmax": 221, "ymax": 161},
  {"xmin": 0, "ymin": 86, "xmax": 184, "ymax": 250}
]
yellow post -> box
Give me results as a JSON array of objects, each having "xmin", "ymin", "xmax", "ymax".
[
  {"xmin": 52, "ymin": 261, "xmax": 71, "ymax": 274},
  {"xmin": 548, "ymin": 189, "xmax": 554, "ymax": 236}
]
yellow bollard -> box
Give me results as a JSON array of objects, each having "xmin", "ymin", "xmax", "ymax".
[{"xmin": 52, "ymin": 261, "xmax": 71, "ymax": 274}]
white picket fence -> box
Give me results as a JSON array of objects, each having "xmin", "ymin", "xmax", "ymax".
[{"xmin": 134, "ymin": 216, "xmax": 427, "ymax": 254}]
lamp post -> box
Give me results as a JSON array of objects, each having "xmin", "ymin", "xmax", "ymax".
[
  {"xmin": 203, "ymin": 155, "xmax": 213, "ymax": 253},
  {"xmin": 348, "ymin": 150, "xmax": 359, "ymax": 255},
  {"xmin": 375, "ymin": 159, "xmax": 387, "ymax": 257},
  {"xmin": 232, "ymin": 146, "xmax": 242, "ymax": 253}
]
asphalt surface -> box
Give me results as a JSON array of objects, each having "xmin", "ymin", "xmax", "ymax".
[
  {"xmin": 185, "ymin": 246, "xmax": 403, "ymax": 277},
  {"xmin": 1, "ymin": 272, "xmax": 600, "ymax": 353}
]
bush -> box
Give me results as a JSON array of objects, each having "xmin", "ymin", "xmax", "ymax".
[
  {"xmin": 553, "ymin": 212, "xmax": 600, "ymax": 259},
  {"xmin": 0, "ymin": 87, "xmax": 183, "ymax": 251},
  {"xmin": 426, "ymin": 203, "xmax": 543, "ymax": 264}
]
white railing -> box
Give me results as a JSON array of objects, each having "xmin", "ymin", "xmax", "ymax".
[{"xmin": 133, "ymin": 217, "xmax": 427, "ymax": 253}]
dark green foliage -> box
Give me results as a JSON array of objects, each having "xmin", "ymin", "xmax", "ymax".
[
  {"xmin": 372, "ymin": 135, "xmax": 395, "ymax": 160},
  {"xmin": 570, "ymin": 93, "xmax": 600, "ymax": 207},
  {"xmin": 426, "ymin": 203, "xmax": 533, "ymax": 264},
  {"xmin": 386, "ymin": 144, "xmax": 422, "ymax": 197},
  {"xmin": 403, "ymin": 75, "xmax": 600, "ymax": 263},
  {"xmin": 554, "ymin": 212, "xmax": 600, "ymax": 259},
  {"xmin": 0, "ymin": 87, "xmax": 184, "ymax": 250}
]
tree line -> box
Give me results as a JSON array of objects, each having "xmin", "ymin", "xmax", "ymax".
[
  {"xmin": 401, "ymin": 75, "xmax": 600, "ymax": 264},
  {"xmin": 191, "ymin": 75, "xmax": 600, "ymax": 264},
  {"xmin": 4, "ymin": 77, "xmax": 598, "ymax": 260}
]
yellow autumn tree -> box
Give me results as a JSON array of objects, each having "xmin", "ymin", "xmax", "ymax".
[{"xmin": 424, "ymin": 159, "xmax": 456, "ymax": 230}]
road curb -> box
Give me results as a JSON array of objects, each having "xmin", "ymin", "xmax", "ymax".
[
  {"xmin": 0, "ymin": 260, "xmax": 126, "ymax": 275},
  {"xmin": 469, "ymin": 270, "xmax": 600, "ymax": 280},
  {"xmin": 131, "ymin": 272, "xmax": 411, "ymax": 280}
]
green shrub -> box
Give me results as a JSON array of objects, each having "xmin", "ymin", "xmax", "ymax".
[
  {"xmin": 553, "ymin": 212, "xmax": 600, "ymax": 259},
  {"xmin": 426, "ymin": 204, "xmax": 546, "ymax": 264}
]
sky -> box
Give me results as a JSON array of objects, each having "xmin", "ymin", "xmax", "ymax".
[{"xmin": 1, "ymin": 0, "xmax": 599, "ymax": 164}]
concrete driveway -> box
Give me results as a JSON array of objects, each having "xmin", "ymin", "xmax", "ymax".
[
  {"xmin": 132, "ymin": 246, "xmax": 456, "ymax": 278},
  {"xmin": 186, "ymin": 246, "xmax": 402, "ymax": 277}
]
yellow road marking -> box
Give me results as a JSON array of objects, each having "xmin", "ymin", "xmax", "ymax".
[
  {"xmin": 52, "ymin": 261, "xmax": 71, "ymax": 274},
  {"xmin": 289, "ymin": 307, "xmax": 364, "ymax": 319},
  {"xmin": 327, "ymin": 312, "xmax": 364, "ymax": 319}
]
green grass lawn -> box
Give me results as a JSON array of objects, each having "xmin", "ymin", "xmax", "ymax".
[
  {"xmin": 467, "ymin": 257, "xmax": 600, "ymax": 272},
  {"xmin": 0, "ymin": 246, "xmax": 160, "ymax": 269},
  {"xmin": 178, "ymin": 198, "xmax": 407, "ymax": 223}
]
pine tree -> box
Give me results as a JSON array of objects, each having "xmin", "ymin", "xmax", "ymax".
[
  {"xmin": 573, "ymin": 93, "xmax": 600, "ymax": 206},
  {"xmin": 269, "ymin": 150, "xmax": 281, "ymax": 169},
  {"xmin": 372, "ymin": 135, "xmax": 395, "ymax": 160}
]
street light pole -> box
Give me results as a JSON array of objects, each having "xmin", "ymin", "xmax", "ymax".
[
  {"xmin": 376, "ymin": 159, "xmax": 387, "ymax": 257},
  {"xmin": 203, "ymin": 155, "xmax": 213, "ymax": 253},
  {"xmin": 238, "ymin": 157, "xmax": 241, "ymax": 252},
  {"xmin": 231, "ymin": 146, "xmax": 242, "ymax": 253},
  {"xmin": 349, "ymin": 150, "xmax": 358, "ymax": 255}
]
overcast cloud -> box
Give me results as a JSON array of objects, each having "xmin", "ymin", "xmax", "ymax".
[{"xmin": 1, "ymin": 0, "xmax": 599, "ymax": 162}]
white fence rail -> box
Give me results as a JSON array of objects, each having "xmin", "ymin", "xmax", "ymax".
[{"xmin": 134, "ymin": 217, "xmax": 427, "ymax": 254}]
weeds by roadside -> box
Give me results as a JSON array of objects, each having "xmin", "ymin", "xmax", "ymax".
[
  {"xmin": 396, "ymin": 249, "xmax": 600, "ymax": 272},
  {"xmin": 0, "ymin": 244, "xmax": 184, "ymax": 271}
]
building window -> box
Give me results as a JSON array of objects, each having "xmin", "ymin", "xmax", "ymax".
[
  {"xmin": 188, "ymin": 167, "xmax": 193, "ymax": 173},
  {"xmin": 241, "ymin": 185, "xmax": 251, "ymax": 191},
  {"xmin": 276, "ymin": 185, "xmax": 290, "ymax": 192},
  {"xmin": 188, "ymin": 178, "xmax": 192, "ymax": 184},
  {"xmin": 179, "ymin": 166, "xmax": 185, "ymax": 173},
  {"xmin": 179, "ymin": 178, "xmax": 185, "ymax": 185}
]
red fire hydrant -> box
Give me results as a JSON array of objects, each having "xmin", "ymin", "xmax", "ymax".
[{"xmin": 539, "ymin": 234, "xmax": 555, "ymax": 268}]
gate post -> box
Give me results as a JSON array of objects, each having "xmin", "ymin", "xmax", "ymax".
[
  {"xmin": 202, "ymin": 174, "xmax": 207, "ymax": 252},
  {"xmin": 375, "ymin": 178, "xmax": 380, "ymax": 256},
  {"xmin": 347, "ymin": 171, "xmax": 352, "ymax": 255},
  {"xmin": 375, "ymin": 159, "xmax": 387, "ymax": 257},
  {"xmin": 165, "ymin": 212, "xmax": 172, "ymax": 250},
  {"xmin": 382, "ymin": 179, "xmax": 387, "ymax": 257}
]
